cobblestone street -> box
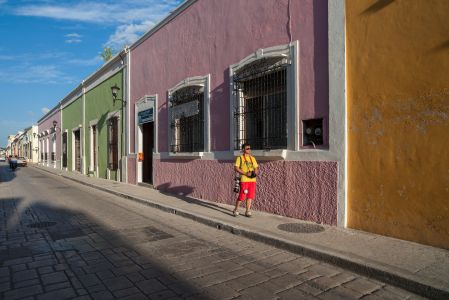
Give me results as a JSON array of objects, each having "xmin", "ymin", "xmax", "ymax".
[{"xmin": 0, "ymin": 164, "xmax": 426, "ymax": 299}]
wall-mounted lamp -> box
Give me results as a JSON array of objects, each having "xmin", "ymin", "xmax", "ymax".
[
  {"xmin": 52, "ymin": 120, "xmax": 61, "ymax": 132},
  {"xmin": 111, "ymin": 84, "xmax": 125, "ymax": 105}
]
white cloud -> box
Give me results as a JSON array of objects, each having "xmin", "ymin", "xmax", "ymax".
[
  {"xmin": 64, "ymin": 33, "xmax": 82, "ymax": 44},
  {"xmin": 106, "ymin": 21, "xmax": 154, "ymax": 50},
  {"xmin": 41, "ymin": 107, "xmax": 50, "ymax": 114},
  {"xmin": 0, "ymin": 64, "xmax": 77, "ymax": 84},
  {"xmin": 65, "ymin": 39, "xmax": 82, "ymax": 44},
  {"xmin": 14, "ymin": 2, "xmax": 176, "ymax": 24},
  {"xmin": 67, "ymin": 56, "xmax": 102, "ymax": 67},
  {"xmin": 65, "ymin": 33, "xmax": 81, "ymax": 38}
]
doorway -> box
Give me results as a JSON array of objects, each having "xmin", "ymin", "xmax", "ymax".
[
  {"xmin": 74, "ymin": 130, "xmax": 81, "ymax": 172},
  {"xmin": 142, "ymin": 122, "xmax": 154, "ymax": 184}
]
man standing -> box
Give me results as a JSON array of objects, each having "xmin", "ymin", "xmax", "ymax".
[{"xmin": 233, "ymin": 143, "xmax": 259, "ymax": 217}]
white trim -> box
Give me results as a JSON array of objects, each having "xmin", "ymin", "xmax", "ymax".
[
  {"xmin": 60, "ymin": 90, "xmax": 83, "ymax": 110},
  {"xmin": 83, "ymin": 65, "xmax": 124, "ymax": 94},
  {"xmin": 167, "ymin": 75, "xmax": 210, "ymax": 155},
  {"xmin": 89, "ymin": 120, "xmax": 99, "ymax": 177},
  {"xmin": 229, "ymin": 41, "xmax": 299, "ymax": 153},
  {"xmin": 168, "ymin": 152, "xmax": 205, "ymax": 159},
  {"xmin": 329, "ymin": 0, "xmax": 346, "ymax": 227},
  {"xmin": 135, "ymin": 95, "xmax": 158, "ymax": 183},
  {"xmin": 154, "ymin": 150, "xmax": 340, "ymax": 161},
  {"xmin": 107, "ymin": 110, "xmax": 121, "ymax": 120},
  {"xmin": 106, "ymin": 111, "xmax": 121, "ymax": 181}
]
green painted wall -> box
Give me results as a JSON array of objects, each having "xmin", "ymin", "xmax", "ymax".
[
  {"xmin": 84, "ymin": 71, "xmax": 124, "ymax": 180},
  {"xmin": 62, "ymin": 96, "xmax": 83, "ymax": 172}
]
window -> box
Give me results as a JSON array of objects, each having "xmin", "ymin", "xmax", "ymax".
[
  {"xmin": 233, "ymin": 57, "xmax": 288, "ymax": 150},
  {"xmin": 168, "ymin": 75, "xmax": 210, "ymax": 154},
  {"xmin": 231, "ymin": 42, "xmax": 299, "ymax": 153},
  {"xmin": 107, "ymin": 117, "xmax": 118, "ymax": 170}
]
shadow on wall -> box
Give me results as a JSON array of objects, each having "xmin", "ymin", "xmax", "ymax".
[
  {"xmin": 362, "ymin": 0, "xmax": 395, "ymax": 15},
  {"xmin": 156, "ymin": 182, "xmax": 235, "ymax": 217},
  {"xmin": 211, "ymin": 71, "xmax": 230, "ymax": 151},
  {"xmin": 313, "ymin": 0, "xmax": 329, "ymax": 148},
  {"xmin": 0, "ymin": 196, "xmax": 203, "ymax": 298}
]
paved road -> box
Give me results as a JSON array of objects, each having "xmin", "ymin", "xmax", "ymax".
[{"xmin": 0, "ymin": 163, "xmax": 426, "ymax": 300}]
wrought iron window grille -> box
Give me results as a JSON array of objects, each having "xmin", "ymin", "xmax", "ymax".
[
  {"xmin": 233, "ymin": 58, "xmax": 288, "ymax": 151},
  {"xmin": 170, "ymin": 86, "xmax": 204, "ymax": 153}
]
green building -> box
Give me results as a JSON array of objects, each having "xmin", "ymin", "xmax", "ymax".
[{"xmin": 60, "ymin": 49, "xmax": 128, "ymax": 181}]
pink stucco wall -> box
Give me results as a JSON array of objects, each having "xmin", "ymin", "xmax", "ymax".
[
  {"xmin": 128, "ymin": 0, "xmax": 334, "ymax": 223},
  {"xmin": 129, "ymin": 0, "xmax": 329, "ymax": 152},
  {"xmin": 154, "ymin": 159, "xmax": 337, "ymax": 225},
  {"xmin": 38, "ymin": 109, "xmax": 61, "ymax": 166}
]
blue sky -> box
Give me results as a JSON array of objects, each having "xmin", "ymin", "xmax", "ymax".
[{"xmin": 0, "ymin": 0, "xmax": 183, "ymax": 147}]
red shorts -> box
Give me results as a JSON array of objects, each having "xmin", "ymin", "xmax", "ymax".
[{"xmin": 238, "ymin": 182, "xmax": 256, "ymax": 201}]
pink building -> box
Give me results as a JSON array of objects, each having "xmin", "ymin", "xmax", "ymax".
[
  {"xmin": 37, "ymin": 106, "xmax": 61, "ymax": 169},
  {"xmin": 127, "ymin": 0, "xmax": 344, "ymax": 225}
]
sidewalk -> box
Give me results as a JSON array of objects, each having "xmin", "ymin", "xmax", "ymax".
[{"xmin": 33, "ymin": 165, "xmax": 449, "ymax": 299}]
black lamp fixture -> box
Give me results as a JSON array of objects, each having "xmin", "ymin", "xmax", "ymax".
[
  {"xmin": 111, "ymin": 84, "xmax": 125, "ymax": 105},
  {"xmin": 52, "ymin": 120, "xmax": 61, "ymax": 132}
]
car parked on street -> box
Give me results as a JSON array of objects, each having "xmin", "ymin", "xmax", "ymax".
[
  {"xmin": 0, "ymin": 155, "xmax": 5, "ymax": 162},
  {"xmin": 17, "ymin": 157, "xmax": 27, "ymax": 167}
]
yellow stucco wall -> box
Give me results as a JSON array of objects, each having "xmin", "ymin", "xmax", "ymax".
[{"xmin": 346, "ymin": 0, "xmax": 449, "ymax": 248}]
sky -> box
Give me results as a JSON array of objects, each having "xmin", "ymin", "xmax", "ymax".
[{"xmin": 0, "ymin": 0, "xmax": 184, "ymax": 147}]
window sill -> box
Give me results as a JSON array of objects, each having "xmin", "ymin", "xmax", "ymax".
[
  {"xmin": 168, "ymin": 152, "xmax": 205, "ymax": 159},
  {"xmin": 233, "ymin": 149, "xmax": 287, "ymax": 160}
]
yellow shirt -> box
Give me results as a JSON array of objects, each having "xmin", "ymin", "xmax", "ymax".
[{"xmin": 235, "ymin": 155, "xmax": 258, "ymax": 182}]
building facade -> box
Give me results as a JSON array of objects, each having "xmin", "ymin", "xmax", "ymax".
[
  {"xmin": 22, "ymin": 126, "xmax": 39, "ymax": 163},
  {"xmin": 61, "ymin": 92, "xmax": 83, "ymax": 173},
  {"xmin": 346, "ymin": 0, "xmax": 449, "ymax": 248},
  {"xmin": 126, "ymin": 0, "xmax": 344, "ymax": 226},
  {"xmin": 83, "ymin": 54, "xmax": 126, "ymax": 181},
  {"xmin": 59, "ymin": 50, "xmax": 127, "ymax": 180},
  {"xmin": 37, "ymin": 107, "xmax": 61, "ymax": 168}
]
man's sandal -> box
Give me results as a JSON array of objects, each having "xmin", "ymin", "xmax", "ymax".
[
  {"xmin": 245, "ymin": 211, "xmax": 252, "ymax": 217},
  {"xmin": 233, "ymin": 210, "xmax": 239, "ymax": 217}
]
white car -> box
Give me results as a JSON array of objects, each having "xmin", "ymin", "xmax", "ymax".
[
  {"xmin": 17, "ymin": 157, "xmax": 28, "ymax": 167},
  {"xmin": 0, "ymin": 156, "xmax": 5, "ymax": 162}
]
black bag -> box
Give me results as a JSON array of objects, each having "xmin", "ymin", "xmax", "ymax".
[{"xmin": 233, "ymin": 175, "xmax": 240, "ymax": 193}]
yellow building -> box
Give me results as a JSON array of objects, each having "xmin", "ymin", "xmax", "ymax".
[{"xmin": 346, "ymin": 0, "xmax": 449, "ymax": 248}]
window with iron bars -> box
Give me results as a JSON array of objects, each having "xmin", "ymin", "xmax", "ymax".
[
  {"xmin": 170, "ymin": 86, "xmax": 204, "ymax": 153},
  {"xmin": 233, "ymin": 58, "xmax": 288, "ymax": 150}
]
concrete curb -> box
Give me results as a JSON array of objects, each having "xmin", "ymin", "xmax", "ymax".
[{"xmin": 34, "ymin": 166, "xmax": 448, "ymax": 300}]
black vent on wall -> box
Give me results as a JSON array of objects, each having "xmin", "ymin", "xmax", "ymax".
[{"xmin": 302, "ymin": 118, "xmax": 323, "ymax": 146}]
